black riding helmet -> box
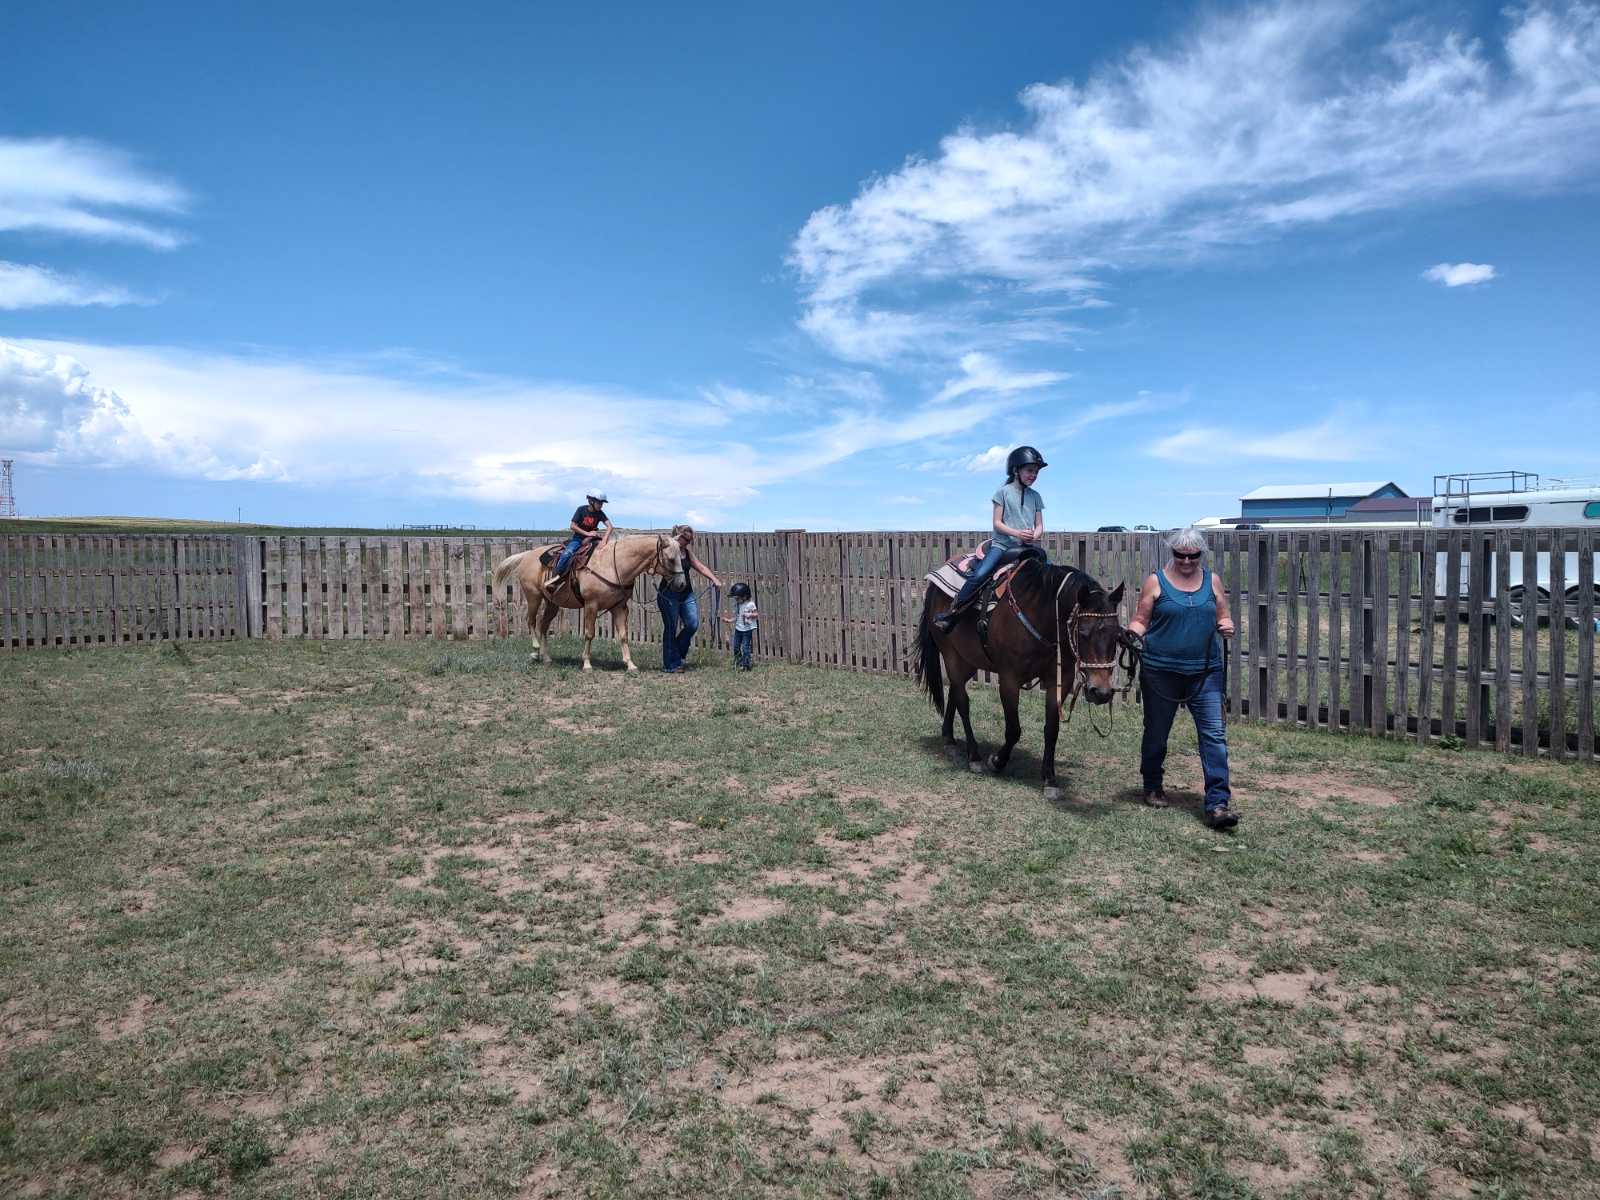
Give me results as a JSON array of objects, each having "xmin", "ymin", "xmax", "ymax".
[
  {"xmin": 1005, "ymin": 445, "xmax": 1047, "ymax": 481},
  {"xmin": 729, "ymin": 582, "xmax": 752, "ymax": 599}
]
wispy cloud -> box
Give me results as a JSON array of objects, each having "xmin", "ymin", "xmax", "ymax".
[
  {"xmin": 791, "ymin": 2, "xmax": 1600, "ymax": 362},
  {"xmin": 0, "ymin": 137, "xmax": 189, "ymax": 249},
  {"xmin": 1057, "ymin": 390, "xmax": 1186, "ymax": 439},
  {"xmin": 1148, "ymin": 417, "xmax": 1379, "ymax": 463},
  {"xmin": 0, "ymin": 261, "xmax": 150, "ymax": 310},
  {"xmin": 1422, "ymin": 262, "xmax": 1497, "ymax": 287},
  {"xmin": 931, "ymin": 352, "xmax": 1068, "ymax": 405}
]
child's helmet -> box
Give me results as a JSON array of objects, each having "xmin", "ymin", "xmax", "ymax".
[
  {"xmin": 1005, "ymin": 446, "xmax": 1047, "ymax": 474},
  {"xmin": 729, "ymin": 582, "xmax": 751, "ymax": 599}
]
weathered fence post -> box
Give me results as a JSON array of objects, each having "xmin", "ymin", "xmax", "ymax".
[{"xmin": 778, "ymin": 529, "xmax": 804, "ymax": 663}]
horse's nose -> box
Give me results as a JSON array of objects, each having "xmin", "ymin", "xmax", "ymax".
[{"xmin": 1087, "ymin": 686, "xmax": 1115, "ymax": 705}]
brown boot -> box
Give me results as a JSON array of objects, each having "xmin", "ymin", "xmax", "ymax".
[{"xmin": 1143, "ymin": 788, "xmax": 1170, "ymax": 809}]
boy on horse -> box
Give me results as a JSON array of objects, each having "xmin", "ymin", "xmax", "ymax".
[
  {"xmin": 548, "ymin": 490, "xmax": 611, "ymax": 589},
  {"xmin": 933, "ymin": 446, "xmax": 1048, "ymax": 633}
]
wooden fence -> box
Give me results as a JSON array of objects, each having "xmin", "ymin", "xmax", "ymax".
[{"xmin": 3, "ymin": 528, "xmax": 1596, "ymax": 762}]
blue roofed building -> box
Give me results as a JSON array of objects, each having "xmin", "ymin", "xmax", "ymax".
[{"xmin": 1238, "ymin": 481, "xmax": 1408, "ymax": 522}]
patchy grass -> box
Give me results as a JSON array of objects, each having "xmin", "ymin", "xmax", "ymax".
[{"xmin": 1, "ymin": 636, "xmax": 1597, "ymax": 1199}]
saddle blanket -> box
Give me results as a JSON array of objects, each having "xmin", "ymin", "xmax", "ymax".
[{"xmin": 924, "ymin": 544, "xmax": 1024, "ymax": 600}]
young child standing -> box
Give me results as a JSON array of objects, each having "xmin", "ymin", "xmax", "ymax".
[{"xmin": 721, "ymin": 582, "xmax": 758, "ymax": 670}]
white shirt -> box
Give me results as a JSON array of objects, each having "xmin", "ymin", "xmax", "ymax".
[{"xmin": 734, "ymin": 600, "xmax": 758, "ymax": 632}]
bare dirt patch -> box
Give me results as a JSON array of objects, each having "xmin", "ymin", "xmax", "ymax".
[
  {"xmin": 1270, "ymin": 772, "xmax": 1405, "ymax": 809},
  {"xmin": 715, "ymin": 895, "xmax": 785, "ymax": 923},
  {"xmin": 95, "ymin": 994, "xmax": 156, "ymax": 1039}
]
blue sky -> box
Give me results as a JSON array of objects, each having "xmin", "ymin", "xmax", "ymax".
[{"xmin": 3, "ymin": 1, "xmax": 1598, "ymax": 531}]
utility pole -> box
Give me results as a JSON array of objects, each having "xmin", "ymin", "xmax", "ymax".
[{"xmin": 0, "ymin": 460, "xmax": 16, "ymax": 519}]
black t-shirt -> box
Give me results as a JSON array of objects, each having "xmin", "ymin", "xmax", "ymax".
[{"xmin": 571, "ymin": 505, "xmax": 606, "ymax": 533}]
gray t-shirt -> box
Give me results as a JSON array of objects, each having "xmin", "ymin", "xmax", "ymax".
[
  {"xmin": 991, "ymin": 482, "xmax": 1044, "ymax": 549},
  {"xmin": 734, "ymin": 599, "xmax": 758, "ymax": 632}
]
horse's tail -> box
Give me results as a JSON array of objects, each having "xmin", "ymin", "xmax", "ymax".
[
  {"xmin": 913, "ymin": 584, "xmax": 945, "ymax": 714},
  {"xmin": 492, "ymin": 551, "xmax": 530, "ymax": 590}
]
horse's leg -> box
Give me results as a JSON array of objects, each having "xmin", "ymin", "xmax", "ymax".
[
  {"xmin": 1042, "ymin": 681, "xmax": 1064, "ymax": 803},
  {"xmin": 535, "ymin": 595, "xmax": 560, "ymax": 664},
  {"xmin": 988, "ymin": 675, "xmax": 1023, "ymax": 776},
  {"xmin": 946, "ymin": 658, "xmax": 983, "ymax": 770},
  {"xmin": 580, "ymin": 603, "xmax": 600, "ymax": 671},
  {"xmin": 525, "ymin": 587, "xmax": 545, "ymax": 663},
  {"xmin": 611, "ymin": 599, "xmax": 637, "ymax": 672}
]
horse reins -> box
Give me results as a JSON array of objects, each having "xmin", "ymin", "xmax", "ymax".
[{"xmin": 998, "ymin": 564, "xmax": 1139, "ymax": 733}]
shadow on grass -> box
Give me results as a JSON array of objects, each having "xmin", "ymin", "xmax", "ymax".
[
  {"xmin": 916, "ymin": 734, "xmax": 1114, "ymax": 819},
  {"xmin": 1114, "ymin": 785, "xmax": 1238, "ymax": 832}
]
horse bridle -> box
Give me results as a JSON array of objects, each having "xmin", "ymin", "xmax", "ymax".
[
  {"xmin": 1062, "ymin": 601, "xmax": 1139, "ymax": 727},
  {"xmin": 994, "ymin": 565, "xmax": 1137, "ymax": 730}
]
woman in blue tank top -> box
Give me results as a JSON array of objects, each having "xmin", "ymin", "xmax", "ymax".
[{"xmin": 1124, "ymin": 528, "xmax": 1239, "ymax": 829}]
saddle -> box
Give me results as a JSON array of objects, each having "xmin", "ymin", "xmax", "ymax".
[
  {"xmin": 539, "ymin": 538, "xmax": 599, "ymax": 599},
  {"xmin": 924, "ymin": 540, "xmax": 1042, "ymax": 601}
]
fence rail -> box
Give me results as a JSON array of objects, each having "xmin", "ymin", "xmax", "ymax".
[{"xmin": 4, "ymin": 528, "xmax": 1596, "ymax": 762}]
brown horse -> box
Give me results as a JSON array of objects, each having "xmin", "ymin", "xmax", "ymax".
[
  {"xmin": 915, "ymin": 558, "xmax": 1128, "ymax": 802},
  {"xmin": 492, "ymin": 533, "xmax": 682, "ymax": 672}
]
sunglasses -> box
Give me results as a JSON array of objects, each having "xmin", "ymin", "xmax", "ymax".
[{"xmin": 1172, "ymin": 550, "xmax": 1203, "ymax": 561}]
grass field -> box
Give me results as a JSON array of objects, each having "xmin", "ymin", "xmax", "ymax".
[{"xmin": 2, "ymin": 638, "xmax": 1598, "ymax": 1198}]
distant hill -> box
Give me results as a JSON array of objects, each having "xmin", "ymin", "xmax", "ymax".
[{"xmin": 3, "ymin": 516, "xmax": 566, "ymax": 537}]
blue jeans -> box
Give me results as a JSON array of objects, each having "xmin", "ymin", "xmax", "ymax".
[
  {"xmin": 1140, "ymin": 666, "xmax": 1231, "ymax": 810},
  {"xmin": 950, "ymin": 541, "xmax": 1009, "ymax": 609},
  {"xmin": 657, "ymin": 587, "xmax": 699, "ymax": 670},
  {"xmin": 732, "ymin": 628, "xmax": 753, "ymax": 669},
  {"xmin": 553, "ymin": 534, "xmax": 585, "ymax": 576}
]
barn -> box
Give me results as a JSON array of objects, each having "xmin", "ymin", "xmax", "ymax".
[{"xmin": 1238, "ymin": 481, "xmax": 1408, "ymax": 522}]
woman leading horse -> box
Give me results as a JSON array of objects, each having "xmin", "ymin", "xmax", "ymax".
[{"xmin": 916, "ymin": 557, "xmax": 1130, "ymax": 802}]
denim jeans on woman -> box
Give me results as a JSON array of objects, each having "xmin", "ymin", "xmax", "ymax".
[
  {"xmin": 1140, "ymin": 665, "xmax": 1231, "ymax": 811},
  {"xmin": 656, "ymin": 587, "xmax": 699, "ymax": 671}
]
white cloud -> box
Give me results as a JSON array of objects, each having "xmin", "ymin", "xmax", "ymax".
[
  {"xmin": 932, "ymin": 352, "xmax": 1069, "ymax": 405},
  {"xmin": 0, "ymin": 261, "xmax": 149, "ymax": 310},
  {"xmin": 0, "ymin": 341, "xmax": 283, "ymax": 479},
  {"xmin": 1147, "ymin": 417, "xmax": 1376, "ymax": 463},
  {"xmin": 791, "ymin": 2, "xmax": 1600, "ymax": 361},
  {"xmin": 2, "ymin": 338, "xmax": 1017, "ymax": 523},
  {"xmin": 0, "ymin": 137, "xmax": 188, "ymax": 249},
  {"xmin": 1422, "ymin": 261, "xmax": 1497, "ymax": 287},
  {"xmin": 965, "ymin": 445, "xmax": 1010, "ymax": 472}
]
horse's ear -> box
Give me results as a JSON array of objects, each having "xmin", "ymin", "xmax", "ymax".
[{"xmin": 1109, "ymin": 582, "xmax": 1125, "ymax": 606}]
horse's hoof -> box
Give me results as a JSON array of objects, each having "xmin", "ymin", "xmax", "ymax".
[
  {"xmin": 968, "ymin": 760, "xmax": 988, "ymax": 775},
  {"xmin": 986, "ymin": 754, "xmax": 1005, "ymax": 775},
  {"xmin": 581, "ymin": 663, "xmax": 593, "ymax": 672},
  {"xmin": 625, "ymin": 664, "xmax": 638, "ymax": 673},
  {"xmin": 528, "ymin": 653, "xmax": 540, "ymax": 664},
  {"xmin": 1043, "ymin": 786, "xmax": 1063, "ymax": 804}
]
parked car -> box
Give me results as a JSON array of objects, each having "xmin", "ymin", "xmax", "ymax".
[
  {"xmin": 1133, "ymin": 524, "xmax": 1156, "ymax": 531},
  {"xmin": 1234, "ymin": 522, "xmax": 1265, "ymax": 531},
  {"xmin": 1096, "ymin": 525, "xmax": 1128, "ymax": 533}
]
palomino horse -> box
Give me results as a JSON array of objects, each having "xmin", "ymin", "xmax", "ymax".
[
  {"xmin": 915, "ymin": 559, "xmax": 1129, "ymax": 802},
  {"xmin": 492, "ymin": 534, "xmax": 682, "ymax": 672}
]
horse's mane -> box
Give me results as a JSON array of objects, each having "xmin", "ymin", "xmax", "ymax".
[{"xmin": 1028, "ymin": 560, "xmax": 1111, "ymax": 609}]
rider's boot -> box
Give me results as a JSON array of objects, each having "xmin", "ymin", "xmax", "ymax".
[{"xmin": 933, "ymin": 574, "xmax": 985, "ymax": 634}]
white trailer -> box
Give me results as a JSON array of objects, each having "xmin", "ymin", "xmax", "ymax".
[{"xmin": 1430, "ymin": 472, "xmax": 1600, "ymax": 626}]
